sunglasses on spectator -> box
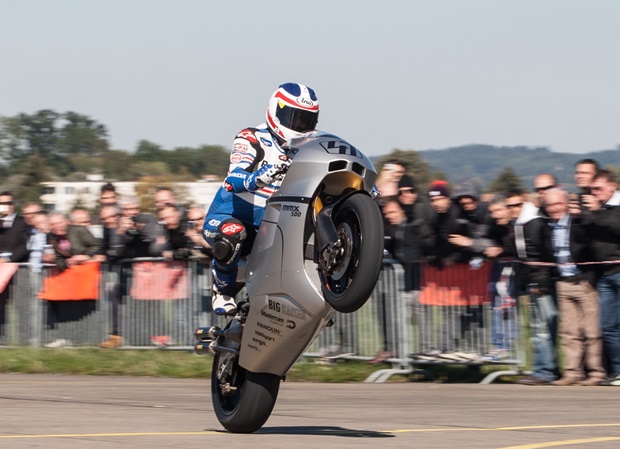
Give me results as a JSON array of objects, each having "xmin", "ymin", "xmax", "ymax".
[
  {"xmin": 507, "ymin": 202, "xmax": 523, "ymax": 208},
  {"xmin": 534, "ymin": 185, "xmax": 555, "ymax": 193},
  {"xmin": 0, "ymin": 201, "xmax": 14, "ymax": 205}
]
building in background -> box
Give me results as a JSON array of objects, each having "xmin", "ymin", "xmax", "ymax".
[{"xmin": 40, "ymin": 175, "xmax": 221, "ymax": 213}]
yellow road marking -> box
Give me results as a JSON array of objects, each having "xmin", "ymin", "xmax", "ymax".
[
  {"xmin": 0, "ymin": 431, "xmax": 221, "ymax": 439},
  {"xmin": 499, "ymin": 437, "xmax": 620, "ymax": 449},
  {"xmin": 2, "ymin": 423, "xmax": 620, "ymax": 440},
  {"xmin": 386, "ymin": 423, "xmax": 620, "ymax": 433}
]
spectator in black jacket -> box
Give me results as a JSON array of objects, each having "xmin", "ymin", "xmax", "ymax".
[
  {"xmin": 373, "ymin": 198, "xmax": 433, "ymax": 364},
  {"xmin": 158, "ymin": 204, "xmax": 192, "ymax": 261},
  {"xmin": 420, "ymin": 181, "xmax": 487, "ymax": 359},
  {"xmin": 506, "ymin": 190, "xmax": 559, "ymax": 386},
  {"xmin": 117, "ymin": 196, "xmax": 166, "ymax": 258},
  {"xmin": 397, "ymin": 175, "xmax": 418, "ymax": 222},
  {"xmin": 426, "ymin": 180, "xmax": 473, "ymax": 267},
  {"xmin": 0, "ymin": 192, "xmax": 29, "ymax": 264},
  {"xmin": 582, "ymin": 169, "xmax": 620, "ymax": 386},
  {"xmin": 97, "ymin": 205, "xmax": 124, "ymax": 349},
  {"xmin": 0, "ymin": 191, "xmax": 29, "ymax": 342},
  {"xmin": 157, "ymin": 204, "xmax": 194, "ymax": 345},
  {"xmin": 453, "ymin": 179, "xmax": 492, "ymax": 235}
]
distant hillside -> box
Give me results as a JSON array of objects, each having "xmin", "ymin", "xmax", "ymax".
[{"xmin": 417, "ymin": 145, "xmax": 619, "ymax": 190}]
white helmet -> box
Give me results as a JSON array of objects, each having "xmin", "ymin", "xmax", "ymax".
[{"xmin": 266, "ymin": 82, "xmax": 319, "ymax": 144}]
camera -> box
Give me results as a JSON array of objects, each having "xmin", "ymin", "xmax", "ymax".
[
  {"xmin": 187, "ymin": 220, "xmax": 196, "ymax": 229},
  {"xmin": 574, "ymin": 187, "xmax": 592, "ymax": 211}
]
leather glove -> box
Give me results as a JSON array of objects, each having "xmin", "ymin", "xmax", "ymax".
[
  {"xmin": 255, "ymin": 160, "xmax": 291, "ymax": 187},
  {"xmin": 255, "ymin": 164, "xmax": 281, "ymax": 187}
]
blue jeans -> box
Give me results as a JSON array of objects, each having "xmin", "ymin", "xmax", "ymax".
[
  {"xmin": 597, "ymin": 271, "xmax": 620, "ymax": 376},
  {"xmin": 528, "ymin": 293, "xmax": 559, "ymax": 381}
]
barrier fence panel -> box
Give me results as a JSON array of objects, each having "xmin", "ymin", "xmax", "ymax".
[
  {"xmin": 409, "ymin": 259, "xmax": 522, "ymax": 365},
  {"xmin": 120, "ymin": 258, "xmax": 227, "ymax": 348},
  {"xmin": 1, "ymin": 258, "xmax": 525, "ymax": 376}
]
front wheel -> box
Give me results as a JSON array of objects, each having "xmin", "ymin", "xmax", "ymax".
[
  {"xmin": 211, "ymin": 351, "xmax": 281, "ymax": 433},
  {"xmin": 320, "ymin": 193, "xmax": 384, "ymax": 313}
]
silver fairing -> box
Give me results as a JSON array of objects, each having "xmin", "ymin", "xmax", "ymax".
[{"xmin": 238, "ymin": 131, "xmax": 377, "ymax": 375}]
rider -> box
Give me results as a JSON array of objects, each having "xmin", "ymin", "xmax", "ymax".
[{"xmin": 203, "ymin": 82, "xmax": 320, "ymax": 315}]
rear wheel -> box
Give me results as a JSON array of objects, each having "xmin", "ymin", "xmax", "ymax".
[
  {"xmin": 320, "ymin": 194, "xmax": 384, "ymax": 313},
  {"xmin": 211, "ymin": 350, "xmax": 281, "ymax": 433}
]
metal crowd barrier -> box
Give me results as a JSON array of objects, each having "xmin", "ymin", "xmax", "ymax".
[{"xmin": 0, "ymin": 257, "xmax": 526, "ymax": 383}]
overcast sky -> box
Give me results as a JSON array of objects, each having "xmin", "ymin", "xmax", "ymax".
[{"xmin": 1, "ymin": 0, "xmax": 619, "ymax": 157}]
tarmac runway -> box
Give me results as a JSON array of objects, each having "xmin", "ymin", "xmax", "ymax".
[{"xmin": 1, "ymin": 373, "xmax": 620, "ymax": 448}]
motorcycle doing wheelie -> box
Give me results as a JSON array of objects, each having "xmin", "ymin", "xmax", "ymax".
[{"xmin": 194, "ymin": 131, "xmax": 384, "ymax": 433}]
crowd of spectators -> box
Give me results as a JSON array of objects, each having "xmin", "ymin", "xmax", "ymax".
[
  {"xmin": 0, "ymin": 183, "xmax": 213, "ymax": 349},
  {"xmin": 1, "ymin": 158, "xmax": 620, "ymax": 388},
  {"xmin": 373, "ymin": 158, "xmax": 620, "ymax": 387}
]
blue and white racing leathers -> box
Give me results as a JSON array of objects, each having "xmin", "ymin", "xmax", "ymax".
[{"xmin": 203, "ymin": 124, "xmax": 289, "ymax": 294}]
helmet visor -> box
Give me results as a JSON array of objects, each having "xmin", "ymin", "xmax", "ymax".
[{"xmin": 275, "ymin": 105, "xmax": 318, "ymax": 133}]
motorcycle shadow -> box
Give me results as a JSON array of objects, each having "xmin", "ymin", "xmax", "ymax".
[{"xmin": 253, "ymin": 426, "xmax": 394, "ymax": 438}]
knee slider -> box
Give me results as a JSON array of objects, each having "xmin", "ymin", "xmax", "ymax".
[{"xmin": 213, "ymin": 219, "xmax": 247, "ymax": 266}]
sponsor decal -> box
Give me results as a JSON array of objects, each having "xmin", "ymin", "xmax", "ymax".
[
  {"xmin": 203, "ymin": 229, "xmax": 217, "ymax": 239},
  {"xmin": 268, "ymin": 299, "xmax": 307, "ymax": 320},
  {"xmin": 319, "ymin": 140, "xmax": 361, "ymax": 158},
  {"xmin": 286, "ymin": 320, "xmax": 296, "ymax": 329},
  {"xmin": 260, "ymin": 137, "xmax": 273, "ymax": 147},
  {"xmin": 278, "ymin": 154, "xmax": 288, "ymax": 161},
  {"xmin": 282, "ymin": 204, "xmax": 301, "ymax": 217},
  {"xmin": 296, "ymin": 97, "xmax": 315, "ymax": 108},
  {"xmin": 238, "ymin": 129, "xmax": 257, "ymax": 143},
  {"xmin": 255, "ymin": 330, "xmax": 275, "ymax": 341},
  {"xmin": 261, "ymin": 310, "xmax": 285, "ymax": 323},
  {"xmin": 251, "ymin": 337, "xmax": 266, "ymax": 347},
  {"xmin": 221, "ymin": 223, "xmax": 244, "ymax": 235},
  {"xmin": 257, "ymin": 321, "xmax": 282, "ymax": 336},
  {"xmin": 233, "ymin": 143, "xmax": 249, "ymax": 152},
  {"xmin": 208, "ymin": 219, "xmax": 221, "ymax": 227},
  {"xmin": 231, "ymin": 153, "xmax": 242, "ymax": 164}
]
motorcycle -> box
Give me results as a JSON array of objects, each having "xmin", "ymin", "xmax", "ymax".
[{"xmin": 194, "ymin": 131, "xmax": 384, "ymax": 433}]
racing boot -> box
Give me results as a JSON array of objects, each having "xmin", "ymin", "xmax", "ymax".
[
  {"xmin": 212, "ymin": 268, "xmax": 238, "ymax": 316},
  {"xmin": 212, "ymin": 288, "xmax": 237, "ymax": 316}
]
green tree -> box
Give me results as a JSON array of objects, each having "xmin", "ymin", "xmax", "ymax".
[
  {"xmin": 161, "ymin": 145, "xmax": 230, "ymax": 178},
  {"xmin": 14, "ymin": 154, "xmax": 53, "ymax": 205},
  {"xmin": 0, "ymin": 110, "xmax": 110, "ymax": 178},
  {"xmin": 101, "ymin": 150, "xmax": 136, "ymax": 181},
  {"xmin": 487, "ymin": 167, "xmax": 525, "ymax": 195},
  {"xmin": 58, "ymin": 111, "xmax": 109, "ymax": 156},
  {"xmin": 134, "ymin": 140, "xmax": 164, "ymax": 161},
  {"xmin": 0, "ymin": 110, "xmax": 61, "ymax": 161}
]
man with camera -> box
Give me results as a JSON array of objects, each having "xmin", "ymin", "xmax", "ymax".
[
  {"xmin": 116, "ymin": 197, "xmax": 166, "ymax": 258},
  {"xmin": 581, "ymin": 169, "xmax": 620, "ymax": 386}
]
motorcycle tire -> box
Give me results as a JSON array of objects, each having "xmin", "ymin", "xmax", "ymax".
[
  {"xmin": 211, "ymin": 352, "xmax": 281, "ymax": 433},
  {"xmin": 320, "ymin": 193, "xmax": 384, "ymax": 313}
]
